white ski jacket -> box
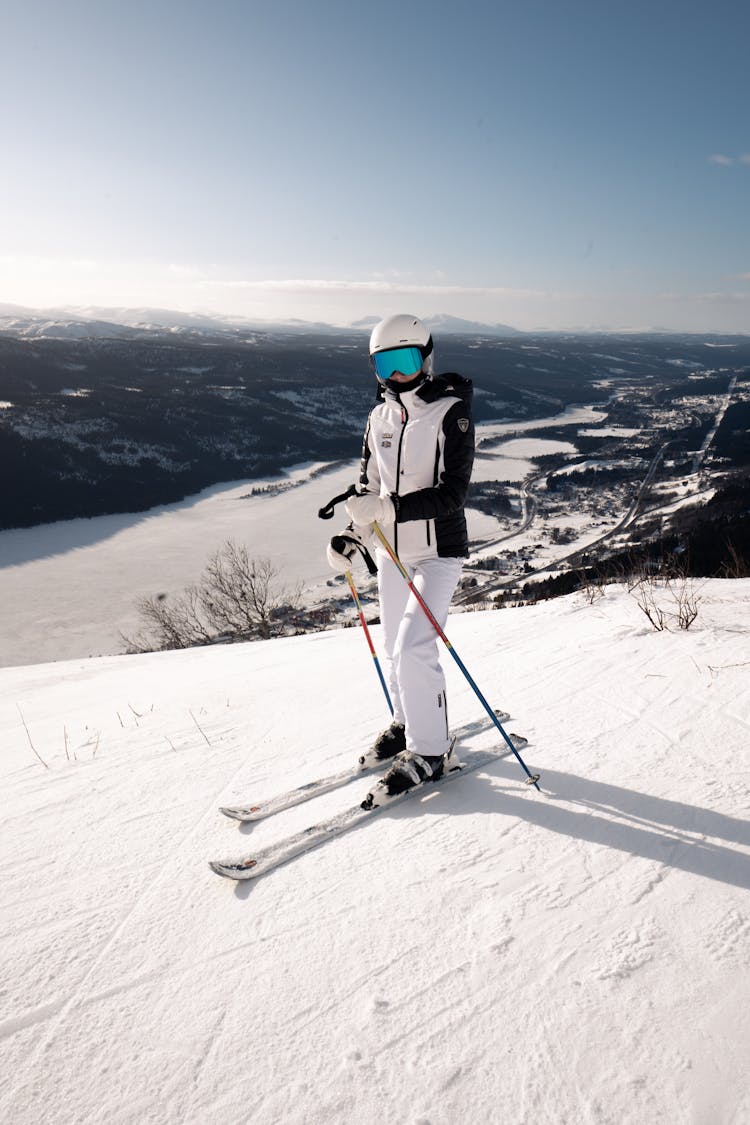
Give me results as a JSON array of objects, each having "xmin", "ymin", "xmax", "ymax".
[{"xmin": 359, "ymin": 373, "xmax": 475, "ymax": 563}]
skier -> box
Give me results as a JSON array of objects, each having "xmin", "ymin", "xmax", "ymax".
[{"xmin": 327, "ymin": 314, "xmax": 475, "ymax": 794}]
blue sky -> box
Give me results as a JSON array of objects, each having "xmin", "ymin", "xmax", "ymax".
[{"xmin": 1, "ymin": 0, "xmax": 748, "ymax": 331}]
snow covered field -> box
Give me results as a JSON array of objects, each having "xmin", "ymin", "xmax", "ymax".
[
  {"xmin": 1, "ymin": 581, "xmax": 749, "ymax": 1124},
  {"xmin": 471, "ymin": 437, "xmax": 576, "ymax": 483}
]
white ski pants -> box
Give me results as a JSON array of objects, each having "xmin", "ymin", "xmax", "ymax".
[{"xmin": 377, "ymin": 552, "xmax": 464, "ymax": 759}]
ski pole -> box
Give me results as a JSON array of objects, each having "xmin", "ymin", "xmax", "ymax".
[
  {"xmin": 371, "ymin": 522, "xmax": 540, "ymax": 791},
  {"xmin": 345, "ymin": 569, "xmax": 394, "ymax": 717}
]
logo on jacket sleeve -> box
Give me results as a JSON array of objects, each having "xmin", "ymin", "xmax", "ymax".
[{"xmin": 457, "ymin": 418, "xmax": 470, "ymax": 433}]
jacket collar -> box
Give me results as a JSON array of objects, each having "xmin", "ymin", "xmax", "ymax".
[{"xmin": 381, "ymin": 372, "xmax": 473, "ymax": 407}]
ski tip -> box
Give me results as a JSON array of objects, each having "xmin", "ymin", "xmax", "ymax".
[
  {"xmin": 219, "ymin": 805, "xmax": 263, "ymax": 821},
  {"xmin": 209, "ymin": 857, "xmax": 258, "ymax": 880}
]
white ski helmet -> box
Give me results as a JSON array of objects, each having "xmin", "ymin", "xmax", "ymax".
[{"xmin": 368, "ymin": 314, "xmax": 434, "ymax": 378}]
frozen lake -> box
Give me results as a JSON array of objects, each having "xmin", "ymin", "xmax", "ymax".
[{"xmin": 0, "ymin": 414, "xmax": 588, "ymax": 666}]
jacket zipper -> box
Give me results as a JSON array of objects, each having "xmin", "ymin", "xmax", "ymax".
[{"xmin": 394, "ymin": 401, "xmax": 409, "ymax": 557}]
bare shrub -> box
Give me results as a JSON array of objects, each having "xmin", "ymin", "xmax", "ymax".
[
  {"xmin": 628, "ymin": 568, "xmax": 703, "ymax": 632},
  {"xmin": 133, "ymin": 585, "xmax": 213, "ymax": 651},
  {"xmin": 723, "ymin": 540, "xmax": 749, "ymax": 579},
  {"xmin": 630, "ymin": 572, "xmax": 669, "ymax": 631},
  {"xmin": 576, "ymin": 567, "xmax": 607, "ymax": 605},
  {"xmin": 122, "ymin": 541, "xmax": 302, "ymax": 653},
  {"xmin": 672, "ymin": 577, "xmax": 701, "ymax": 630}
]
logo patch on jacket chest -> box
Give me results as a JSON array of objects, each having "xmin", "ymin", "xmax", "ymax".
[{"xmin": 457, "ymin": 418, "xmax": 470, "ymax": 433}]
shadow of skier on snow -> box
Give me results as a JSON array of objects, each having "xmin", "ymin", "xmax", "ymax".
[
  {"xmin": 430, "ymin": 756, "xmax": 750, "ymax": 892},
  {"xmin": 225, "ymin": 713, "xmax": 749, "ymax": 898}
]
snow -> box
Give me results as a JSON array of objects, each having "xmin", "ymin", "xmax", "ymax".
[
  {"xmin": 556, "ymin": 458, "xmax": 642, "ymax": 475},
  {"xmin": 479, "ymin": 404, "xmax": 607, "ymax": 440},
  {"xmin": 1, "ymin": 581, "xmax": 749, "ymax": 1124},
  {"xmin": 578, "ymin": 427, "xmax": 642, "ymax": 438},
  {"xmin": 644, "ymin": 489, "xmax": 716, "ymax": 519}
]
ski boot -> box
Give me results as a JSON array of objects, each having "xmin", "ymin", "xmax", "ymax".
[
  {"xmin": 382, "ymin": 747, "xmax": 451, "ymax": 796},
  {"xmin": 358, "ymin": 721, "xmax": 405, "ymax": 769}
]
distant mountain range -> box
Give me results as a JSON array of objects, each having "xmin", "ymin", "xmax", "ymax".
[
  {"xmin": 350, "ymin": 314, "xmax": 523, "ymax": 336},
  {"xmin": 0, "ymin": 303, "xmax": 260, "ymax": 340},
  {"xmin": 0, "ymin": 303, "xmax": 523, "ymax": 341}
]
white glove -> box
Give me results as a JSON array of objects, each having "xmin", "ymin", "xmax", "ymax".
[
  {"xmin": 344, "ymin": 492, "xmax": 396, "ymax": 528},
  {"xmin": 326, "ymin": 531, "xmax": 366, "ymax": 573}
]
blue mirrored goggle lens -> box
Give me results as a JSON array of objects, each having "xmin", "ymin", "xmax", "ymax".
[{"xmin": 372, "ymin": 346, "xmax": 423, "ymax": 382}]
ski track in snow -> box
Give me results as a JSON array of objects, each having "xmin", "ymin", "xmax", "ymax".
[{"xmin": 1, "ymin": 582, "xmax": 749, "ymax": 1124}]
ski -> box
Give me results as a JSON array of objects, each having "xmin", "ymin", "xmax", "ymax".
[
  {"xmin": 219, "ymin": 760, "xmax": 380, "ymax": 823},
  {"xmin": 209, "ymin": 733, "xmax": 529, "ymax": 881},
  {"xmin": 219, "ymin": 710, "xmax": 511, "ymax": 823}
]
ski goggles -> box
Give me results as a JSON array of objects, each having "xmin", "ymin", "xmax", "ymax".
[{"xmin": 371, "ymin": 345, "xmax": 424, "ymax": 382}]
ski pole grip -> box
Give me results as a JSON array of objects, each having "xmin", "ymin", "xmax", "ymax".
[
  {"xmin": 318, "ymin": 484, "xmax": 358, "ymax": 520},
  {"xmin": 331, "ymin": 534, "xmax": 378, "ymax": 576}
]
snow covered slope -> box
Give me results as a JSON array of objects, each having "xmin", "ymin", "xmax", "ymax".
[{"xmin": 1, "ymin": 582, "xmax": 749, "ymax": 1124}]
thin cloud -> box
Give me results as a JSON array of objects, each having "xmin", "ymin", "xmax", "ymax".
[
  {"xmin": 708, "ymin": 152, "xmax": 750, "ymax": 166},
  {"xmin": 658, "ymin": 290, "xmax": 750, "ymax": 304},
  {"xmin": 204, "ymin": 277, "xmax": 560, "ymax": 302},
  {"xmin": 0, "ymin": 253, "xmax": 100, "ymax": 272}
]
